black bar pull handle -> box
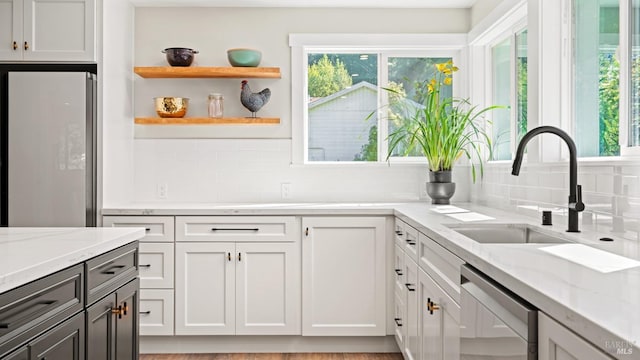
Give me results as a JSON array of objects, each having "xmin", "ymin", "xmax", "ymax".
[
  {"xmin": 394, "ymin": 269, "xmax": 403, "ymax": 276},
  {"xmin": 238, "ymin": 252, "xmax": 242, "ymax": 261},
  {"xmin": 228, "ymin": 252, "xmax": 231, "ymax": 262},
  {"xmin": 139, "ymin": 311, "xmax": 151, "ymax": 315},
  {"xmin": 211, "ymin": 228, "xmax": 259, "ymax": 231},
  {"xmin": 406, "ymin": 239, "xmax": 416, "ymax": 245},
  {"xmin": 145, "ymin": 228, "xmax": 151, "ymax": 231},
  {"xmin": 139, "ymin": 264, "xmax": 151, "ymax": 268},
  {"xmin": 405, "ymin": 283, "xmax": 416, "ymax": 291},
  {"xmin": 101, "ymin": 264, "xmax": 126, "ymax": 275},
  {"xmin": 394, "ymin": 318, "xmax": 402, "ymax": 327},
  {"xmin": 395, "ymin": 230, "xmax": 403, "ymax": 236}
]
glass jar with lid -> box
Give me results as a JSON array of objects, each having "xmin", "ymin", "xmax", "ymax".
[{"xmin": 208, "ymin": 93, "xmax": 224, "ymax": 118}]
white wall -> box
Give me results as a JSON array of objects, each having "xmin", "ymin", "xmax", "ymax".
[
  {"xmin": 470, "ymin": 0, "xmax": 503, "ymax": 27},
  {"xmin": 126, "ymin": 6, "xmax": 472, "ymax": 204},
  {"xmin": 101, "ymin": 0, "xmax": 136, "ymax": 207}
]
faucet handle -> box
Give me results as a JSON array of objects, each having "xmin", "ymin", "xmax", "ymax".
[{"xmin": 574, "ymin": 184, "xmax": 585, "ymax": 212}]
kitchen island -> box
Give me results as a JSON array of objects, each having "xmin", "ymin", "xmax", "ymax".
[{"xmin": 0, "ymin": 227, "xmax": 145, "ymax": 360}]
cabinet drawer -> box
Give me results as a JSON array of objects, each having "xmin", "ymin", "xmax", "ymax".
[
  {"xmin": 86, "ymin": 242, "xmax": 138, "ymax": 305},
  {"xmin": 139, "ymin": 289, "xmax": 174, "ymax": 336},
  {"xmin": 176, "ymin": 216, "xmax": 298, "ymax": 242},
  {"xmin": 139, "ymin": 243, "xmax": 174, "ymax": 289},
  {"xmin": 102, "ymin": 216, "xmax": 174, "ymax": 242},
  {"xmin": 418, "ymin": 232, "xmax": 464, "ymax": 303},
  {"xmin": 395, "ymin": 219, "xmax": 418, "ymax": 263},
  {"xmin": 394, "ymin": 244, "xmax": 406, "ymax": 297},
  {"xmin": 0, "ymin": 264, "xmax": 83, "ymax": 358}
]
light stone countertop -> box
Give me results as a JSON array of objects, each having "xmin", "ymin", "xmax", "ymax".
[
  {"xmin": 102, "ymin": 201, "xmax": 639, "ymax": 359},
  {"xmin": 0, "ymin": 227, "xmax": 145, "ymax": 294}
]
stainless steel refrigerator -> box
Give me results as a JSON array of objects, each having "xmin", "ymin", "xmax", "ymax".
[{"xmin": 1, "ymin": 65, "xmax": 97, "ymax": 227}]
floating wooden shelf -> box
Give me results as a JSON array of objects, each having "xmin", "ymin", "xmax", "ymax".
[
  {"xmin": 134, "ymin": 66, "xmax": 281, "ymax": 79},
  {"xmin": 135, "ymin": 117, "xmax": 280, "ymax": 125}
]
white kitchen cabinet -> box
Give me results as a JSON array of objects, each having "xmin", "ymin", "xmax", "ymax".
[
  {"xmin": 177, "ymin": 216, "xmax": 297, "ymax": 242},
  {"xmin": 175, "ymin": 241, "xmax": 301, "ymax": 335},
  {"xmin": 103, "ymin": 215, "xmax": 175, "ymax": 242},
  {"xmin": 395, "ymin": 219, "xmax": 418, "ymax": 263},
  {"xmin": 301, "ymin": 216, "xmax": 386, "ymax": 336},
  {"xmin": 418, "ymin": 267, "xmax": 460, "ymax": 360},
  {"xmin": 403, "ymin": 254, "xmax": 419, "ymax": 360},
  {"xmin": 139, "ymin": 242, "xmax": 174, "ymax": 289},
  {"xmin": 539, "ymin": 312, "xmax": 614, "ymax": 360},
  {"xmin": 139, "ymin": 289, "xmax": 174, "ymax": 336},
  {"xmin": 0, "ymin": 0, "xmax": 95, "ymax": 61}
]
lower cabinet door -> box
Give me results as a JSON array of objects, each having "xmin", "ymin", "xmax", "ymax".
[
  {"xmin": 29, "ymin": 312, "xmax": 85, "ymax": 360},
  {"xmin": 539, "ymin": 312, "xmax": 614, "ymax": 360},
  {"xmin": 301, "ymin": 217, "xmax": 386, "ymax": 336},
  {"xmin": 115, "ymin": 279, "xmax": 139, "ymax": 360},
  {"xmin": 419, "ymin": 268, "xmax": 460, "ymax": 360},
  {"xmin": 86, "ymin": 293, "xmax": 116, "ymax": 360},
  {"xmin": 235, "ymin": 242, "xmax": 300, "ymax": 335},
  {"xmin": 404, "ymin": 256, "xmax": 419, "ymax": 360},
  {"xmin": 175, "ymin": 242, "xmax": 235, "ymax": 335},
  {"xmin": 86, "ymin": 279, "xmax": 140, "ymax": 360}
]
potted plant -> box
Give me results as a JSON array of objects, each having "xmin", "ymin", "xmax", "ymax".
[{"xmin": 384, "ymin": 60, "xmax": 498, "ymax": 204}]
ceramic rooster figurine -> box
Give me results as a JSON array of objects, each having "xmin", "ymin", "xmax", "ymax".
[{"xmin": 240, "ymin": 80, "xmax": 271, "ymax": 117}]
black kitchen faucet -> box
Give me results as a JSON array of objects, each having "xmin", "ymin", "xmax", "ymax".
[{"xmin": 511, "ymin": 126, "xmax": 585, "ymax": 232}]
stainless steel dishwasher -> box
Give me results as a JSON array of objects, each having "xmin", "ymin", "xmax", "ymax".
[{"xmin": 460, "ymin": 264, "xmax": 538, "ymax": 359}]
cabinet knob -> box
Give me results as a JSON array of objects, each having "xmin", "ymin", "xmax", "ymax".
[
  {"xmin": 12, "ymin": 41, "xmax": 17, "ymax": 50},
  {"xmin": 427, "ymin": 298, "xmax": 440, "ymax": 315},
  {"xmin": 24, "ymin": 41, "xmax": 29, "ymax": 50}
]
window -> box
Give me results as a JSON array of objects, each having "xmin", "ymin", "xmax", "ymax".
[
  {"xmin": 573, "ymin": 0, "xmax": 640, "ymax": 156},
  {"xmin": 306, "ymin": 52, "xmax": 456, "ymax": 162},
  {"xmin": 290, "ymin": 34, "xmax": 466, "ymax": 164},
  {"xmin": 488, "ymin": 28, "xmax": 528, "ymax": 161}
]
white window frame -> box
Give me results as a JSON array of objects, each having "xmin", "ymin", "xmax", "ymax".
[
  {"xmin": 289, "ymin": 33, "xmax": 467, "ymax": 165},
  {"xmin": 484, "ymin": 21, "xmax": 528, "ymax": 161},
  {"xmin": 469, "ymin": 2, "xmax": 528, "ymax": 163}
]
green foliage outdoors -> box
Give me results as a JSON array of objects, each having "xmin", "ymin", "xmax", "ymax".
[
  {"xmin": 308, "ymin": 55, "xmax": 352, "ymax": 97},
  {"xmin": 353, "ymin": 125, "xmax": 378, "ymax": 161},
  {"xmin": 599, "ymin": 53, "xmax": 620, "ymax": 156}
]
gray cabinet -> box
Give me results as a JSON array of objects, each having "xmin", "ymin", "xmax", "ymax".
[
  {"xmin": 0, "ymin": 241, "xmax": 139, "ymax": 360},
  {"xmin": 85, "ymin": 242, "xmax": 139, "ymax": 360}
]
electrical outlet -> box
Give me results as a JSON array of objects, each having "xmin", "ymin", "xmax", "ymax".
[
  {"xmin": 281, "ymin": 183, "xmax": 292, "ymax": 199},
  {"xmin": 157, "ymin": 183, "xmax": 168, "ymax": 199}
]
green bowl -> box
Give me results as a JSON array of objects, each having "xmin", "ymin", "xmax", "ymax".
[{"xmin": 227, "ymin": 48, "xmax": 262, "ymax": 67}]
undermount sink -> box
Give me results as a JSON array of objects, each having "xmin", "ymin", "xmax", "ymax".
[{"xmin": 447, "ymin": 223, "xmax": 573, "ymax": 244}]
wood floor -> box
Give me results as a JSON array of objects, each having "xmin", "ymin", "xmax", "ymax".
[{"xmin": 140, "ymin": 354, "xmax": 403, "ymax": 360}]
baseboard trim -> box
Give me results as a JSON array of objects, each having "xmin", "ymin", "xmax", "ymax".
[{"xmin": 140, "ymin": 335, "xmax": 400, "ymax": 354}]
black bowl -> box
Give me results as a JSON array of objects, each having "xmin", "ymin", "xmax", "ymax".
[{"xmin": 162, "ymin": 47, "xmax": 199, "ymax": 67}]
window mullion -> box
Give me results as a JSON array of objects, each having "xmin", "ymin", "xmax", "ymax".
[
  {"xmin": 619, "ymin": 0, "xmax": 631, "ymax": 150},
  {"xmin": 379, "ymin": 52, "xmax": 389, "ymax": 163}
]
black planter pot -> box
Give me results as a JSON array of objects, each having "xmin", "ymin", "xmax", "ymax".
[{"xmin": 426, "ymin": 170, "xmax": 456, "ymax": 205}]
